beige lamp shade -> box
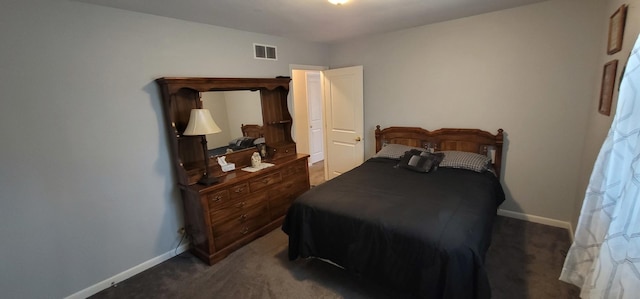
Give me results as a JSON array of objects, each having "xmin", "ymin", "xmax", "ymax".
[{"xmin": 183, "ymin": 109, "xmax": 222, "ymax": 136}]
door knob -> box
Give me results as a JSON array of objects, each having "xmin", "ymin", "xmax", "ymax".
[{"xmin": 355, "ymin": 137, "xmax": 361, "ymax": 141}]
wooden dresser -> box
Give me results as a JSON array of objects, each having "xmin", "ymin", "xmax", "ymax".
[
  {"xmin": 181, "ymin": 154, "xmax": 309, "ymax": 265},
  {"xmin": 155, "ymin": 77, "xmax": 310, "ymax": 265}
]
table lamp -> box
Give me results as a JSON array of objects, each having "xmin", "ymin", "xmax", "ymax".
[{"xmin": 183, "ymin": 109, "xmax": 222, "ymax": 185}]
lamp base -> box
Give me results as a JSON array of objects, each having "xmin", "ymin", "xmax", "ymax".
[{"xmin": 197, "ymin": 175, "xmax": 219, "ymax": 186}]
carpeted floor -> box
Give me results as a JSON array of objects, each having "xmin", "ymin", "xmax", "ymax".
[{"xmin": 90, "ymin": 216, "xmax": 579, "ymax": 299}]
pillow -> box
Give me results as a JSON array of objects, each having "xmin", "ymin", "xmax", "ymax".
[
  {"xmin": 373, "ymin": 144, "xmax": 425, "ymax": 160},
  {"xmin": 253, "ymin": 137, "xmax": 265, "ymax": 145},
  {"xmin": 398, "ymin": 150, "xmax": 444, "ymax": 173},
  {"xmin": 437, "ymin": 151, "xmax": 491, "ymax": 173},
  {"xmin": 229, "ymin": 137, "xmax": 256, "ymax": 148}
]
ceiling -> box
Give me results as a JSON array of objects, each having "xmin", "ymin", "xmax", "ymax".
[{"xmin": 77, "ymin": 0, "xmax": 548, "ymax": 44}]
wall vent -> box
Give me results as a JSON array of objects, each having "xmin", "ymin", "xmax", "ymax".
[{"xmin": 254, "ymin": 43, "xmax": 277, "ymax": 60}]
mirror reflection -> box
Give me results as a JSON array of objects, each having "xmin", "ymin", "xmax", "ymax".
[{"xmin": 201, "ymin": 90, "xmax": 263, "ymax": 157}]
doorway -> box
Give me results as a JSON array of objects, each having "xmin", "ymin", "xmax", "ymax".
[
  {"xmin": 291, "ymin": 64, "xmax": 364, "ymax": 182},
  {"xmin": 292, "ymin": 66, "xmax": 326, "ymax": 178}
]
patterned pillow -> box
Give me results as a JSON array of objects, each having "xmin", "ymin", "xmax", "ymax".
[
  {"xmin": 373, "ymin": 144, "xmax": 425, "ymax": 160},
  {"xmin": 437, "ymin": 151, "xmax": 491, "ymax": 173},
  {"xmin": 398, "ymin": 150, "xmax": 445, "ymax": 173}
]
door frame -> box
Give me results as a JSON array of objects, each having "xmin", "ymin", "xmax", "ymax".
[
  {"xmin": 290, "ymin": 64, "xmax": 328, "ymax": 167},
  {"xmin": 290, "ymin": 64, "xmax": 364, "ymax": 181},
  {"xmin": 305, "ymin": 71, "xmax": 324, "ymax": 164}
]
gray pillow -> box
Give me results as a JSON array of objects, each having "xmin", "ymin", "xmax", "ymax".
[
  {"xmin": 373, "ymin": 144, "xmax": 425, "ymax": 160},
  {"xmin": 398, "ymin": 150, "xmax": 445, "ymax": 173},
  {"xmin": 253, "ymin": 137, "xmax": 265, "ymax": 145},
  {"xmin": 229, "ymin": 137, "xmax": 256, "ymax": 148}
]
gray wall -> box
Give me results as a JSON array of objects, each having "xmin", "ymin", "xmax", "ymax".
[
  {"xmin": 0, "ymin": 0, "xmax": 328, "ymax": 298},
  {"xmin": 1, "ymin": 0, "xmax": 628, "ymax": 297},
  {"xmin": 329, "ymin": 0, "xmax": 604, "ymax": 223}
]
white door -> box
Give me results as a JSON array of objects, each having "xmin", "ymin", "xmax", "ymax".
[
  {"xmin": 307, "ymin": 72, "xmax": 324, "ymax": 164},
  {"xmin": 323, "ymin": 66, "xmax": 364, "ymax": 180}
]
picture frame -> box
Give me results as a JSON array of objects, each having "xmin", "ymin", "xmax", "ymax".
[
  {"xmin": 599, "ymin": 60, "xmax": 618, "ymax": 116},
  {"xmin": 607, "ymin": 4, "xmax": 627, "ymax": 55}
]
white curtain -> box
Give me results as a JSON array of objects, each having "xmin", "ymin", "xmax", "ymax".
[{"xmin": 560, "ymin": 35, "xmax": 640, "ymax": 298}]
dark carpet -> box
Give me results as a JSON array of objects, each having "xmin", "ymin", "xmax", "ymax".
[{"xmin": 90, "ymin": 216, "xmax": 579, "ymax": 299}]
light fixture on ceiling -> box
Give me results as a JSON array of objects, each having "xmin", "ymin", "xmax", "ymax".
[{"xmin": 328, "ymin": 0, "xmax": 348, "ymax": 5}]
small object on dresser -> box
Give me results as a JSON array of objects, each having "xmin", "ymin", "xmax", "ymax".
[
  {"xmin": 241, "ymin": 162, "xmax": 275, "ymax": 173},
  {"xmin": 251, "ymin": 152, "xmax": 262, "ymax": 168},
  {"xmin": 217, "ymin": 156, "xmax": 236, "ymax": 172}
]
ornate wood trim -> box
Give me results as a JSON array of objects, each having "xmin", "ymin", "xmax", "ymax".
[
  {"xmin": 375, "ymin": 126, "xmax": 505, "ymax": 178},
  {"xmin": 156, "ymin": 77, "xmax": 291, "ymax": 94}
]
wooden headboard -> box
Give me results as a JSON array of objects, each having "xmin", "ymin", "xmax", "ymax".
[
  {"xmin": 241, "ymin": 124, "xmax": 264, "ymax": 138},
  {"xmin": 375, "ymin": 125, "xmax": 504, "ymax": 178}
]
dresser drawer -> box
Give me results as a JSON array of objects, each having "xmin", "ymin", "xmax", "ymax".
[
  {"xmin": 209, "ymin": 193, "xmax": 265, "ymax": 225},
  {"xmin": 281, "ymin": 160, "xmax": 308, "ymax": 178},
  {"xmin": 210, "ymin": 202, "xmax": 269, "ymax": 237},
  {"xmin": 269, "ymin": 143, "xmax": 296, "ymax": 159},
  {"xmin": 206, "ymin": 190, "xmax": 230, "ymax": 209},
  {"xmin": 269, "ymin": 175, "xmax": 309, "ymax": 219},
  {"xmin": 206, "ymin": 182, "xmax": 249, "ymax": 210},
  {"xmin": 249, "ymin": 172, "xmax": 282, "ymax": 192},
  {"xmin": 213, "ymin": 211, "xmax": 270, "ymax": 250},
  {"xmin": 228, "ymin": 182, "xmax": 249, "ymax": 199}
]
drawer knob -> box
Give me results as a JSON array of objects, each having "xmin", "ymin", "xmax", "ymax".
[
  {"xmin": 235, "ymin": 202, "xmax": 246, "ymax": 208},
  {"xmin": 213, "ymin": 196, "xmax": 222, "ymax": 202},
  {"xmin": 234, "ymin": 187, "xmax": 244, "ymax": 193},
  {"xmin": 262, "ymin": 178, "xmax": 270, "ymax": 184},
  {"xmin": 241, "ymin": 227, "xmax": 249, "ymax": 235},
  {"xmin": 239, "ymin": 214, "xmax": 248, "ymax": 222}
]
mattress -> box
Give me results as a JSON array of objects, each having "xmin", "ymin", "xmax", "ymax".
[{"xmin": 282, "ymin": 157, "xmax": 505, "ymax": 298}]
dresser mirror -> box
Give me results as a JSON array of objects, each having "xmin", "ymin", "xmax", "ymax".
[
  {"xmin": 201, "ymin": 90, "xmax": 263, "ymax": 157},
  {"xmin": 155, "ymin": 77, "xmax": 295, "ymax": 186}
]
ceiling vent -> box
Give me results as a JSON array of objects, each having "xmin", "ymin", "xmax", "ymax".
[{"xmin": 254, "ymin": 43, "xmax": 277, "ymax": 60}]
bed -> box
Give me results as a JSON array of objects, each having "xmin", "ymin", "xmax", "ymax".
[
  {"xmin": 282, "ymin": 126, "xmax": 505, "ymax": 298},
  {"xmin": 208, "ymin": 124, "xmax": 264, "ymax": 157}
]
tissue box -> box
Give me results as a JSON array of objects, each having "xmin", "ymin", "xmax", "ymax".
[{"xmin": 221, "ymin": 163, "xmax": 235, "ymax": 172}]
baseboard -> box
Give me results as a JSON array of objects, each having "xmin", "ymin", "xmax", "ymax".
[
  {"xmin": 66, "ymin": 210, "xmax": 574, "ymax": 298},
  {"xmin": 64, "ymin": 243, "xmax": 190, "ymax": 299},
  {"xmin": 497, "ymin": 209, "xmax": 573, "ymax": 235}
]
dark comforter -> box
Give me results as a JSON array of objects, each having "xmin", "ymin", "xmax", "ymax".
[{"xmin": 282, "ymin": 158, "xmax": 505, "ymax": 299}]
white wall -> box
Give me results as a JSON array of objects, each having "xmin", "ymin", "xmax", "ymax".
[
  {"xmin": 0, "ymin": 0, "xmax": 328, "ymax": 298},
  {"xmin": 573, "ymin": 0, "xmax": 640, "ymax": 229},
  {"xmin": 0, "ymin": 0, "xmax": 622, "ymax": 296},
  {"xmin": 224, "ymin": 90, "xmax": 263, "ymax": 137},
  {"xmin": 329, "ymin": 0, "xmax": 604, "ymax": 223},
  {"xmin": 202, "ymin": 93, "xmax": 232, "ymax": 148}
]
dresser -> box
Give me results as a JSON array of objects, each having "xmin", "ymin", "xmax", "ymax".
[
  {"xmin": 155, "ymin": 77, "xmax": 310, "ymax": 265},
  {"xmin": 181, "ymin": 154, "xmax": 309, "ymax": 265}
]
